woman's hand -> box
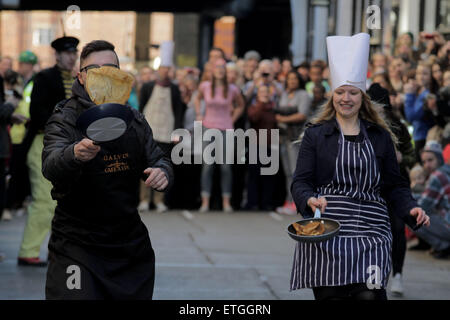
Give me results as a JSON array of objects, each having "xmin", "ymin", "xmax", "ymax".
[
  {"xmin": 410, "ymin": 207, "xmax": 430, "ymax": 227},
  {"xmin": 307, "ymin": 197, "xmax": 327, "ymax": 214}
]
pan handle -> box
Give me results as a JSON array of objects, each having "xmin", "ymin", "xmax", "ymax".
[{"xmin": 314, "ymin": 208, "xmax": 321, "ymax": 219}]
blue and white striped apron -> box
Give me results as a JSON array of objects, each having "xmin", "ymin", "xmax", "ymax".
[{"xmin": 291, "ymin": 121, "xmax": 392, "ymax": 290}]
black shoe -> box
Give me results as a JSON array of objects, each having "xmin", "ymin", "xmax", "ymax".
[
  {"xmin": 17, "ymin": 257, "xmax": 48, "ymax": 267},
  {"xmin": 432, "ymin": 248, "xmax": 450, "ymax": 260},
  {"xmin": 409, "ymin": 239, "xmax": 432, "ymax": 251}
]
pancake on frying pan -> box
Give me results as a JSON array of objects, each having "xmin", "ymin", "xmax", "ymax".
[
  {"xmin": 303, "ymin": 221, "xmax": 321, "ymax": 233},
  {"xmin": 292, "ymin": 220, "xmax": 326, "ymax": 236},
  {"xmin": 86, "ymin": 66, "xmax": 134, "ymax": 105},
  {"xmin": 293, "ymin": 222, "xmax": 304, "ymax": 234}
]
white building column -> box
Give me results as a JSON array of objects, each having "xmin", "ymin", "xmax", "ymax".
[
  {"xmin": 354, "ymin": 0, "xmax": 363, "ymax": 34},
  {"xmin": 423, "ymin": 0, "xmax": 437, "ymax": 32},
  {"xmin": 398, "ymin": 0, "xmax": 421, "ymax": 38},
  {"xmin": 289, "ymin": 0, "xmax": 309, "ymax": 65},
  {"xmin": 311, "ymin": 0, "xmax": 329, "ymax": 61},
  {"xmin": 336, "ymin": 0, "xmax": 353, "ymax": 36}
]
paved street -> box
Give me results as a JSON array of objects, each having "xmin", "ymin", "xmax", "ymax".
[{"xmin": 0, "ymin": 210, "xmax": 449, "ymax": 300}]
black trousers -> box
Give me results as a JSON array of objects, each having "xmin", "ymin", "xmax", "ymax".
[
  {"xmin": 46, "ymin": 249, "xmax": 155, "ymax": 300},
  {"xmin": 0, "ymin": 158, "xmax": 5, "ymax": 219},
  {"xmin": 245, "ymin": 144, "xmax": 277, "ymax": 210},
  {"xmin": 313, "ymin": 283, "xmax": 387, "ymax": 301},
  {"xmin": 246, "ymin": 162, "xmax": 275, "ymax": 210},
  {"xmin": 6, "ymin": 143, "xmax": 31, "ymax": 209},
  {"xmin": 391, "ymin": 214, "xmax": 406, "ymax": 275}
]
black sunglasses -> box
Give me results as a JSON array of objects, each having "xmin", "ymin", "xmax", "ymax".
[{"xmin": 80, "ymin": 63, "xmax": 119, "ymax": 73}]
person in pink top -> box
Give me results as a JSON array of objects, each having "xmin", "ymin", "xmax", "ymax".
[{"xmin": 195, "ymin": 58, "xmax": 245, "ymax": 212}]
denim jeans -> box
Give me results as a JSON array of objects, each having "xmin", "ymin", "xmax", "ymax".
[{"xmin": 201, "ymin": 128, "xmax": 232, "ymax": 197}]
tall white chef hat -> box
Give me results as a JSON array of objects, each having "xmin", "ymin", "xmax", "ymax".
[
  {"xmin": 160, "ymin": 40, "xmax": 174, "ymax": 67},
  {"xmin": 326, "ymin": 33, "xmax": 370, "ymax": 92}
]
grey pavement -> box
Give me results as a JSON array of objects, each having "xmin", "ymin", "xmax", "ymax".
[{"xmin": 0, "ymin": 210, "xmax": 449, "ymax": 300}]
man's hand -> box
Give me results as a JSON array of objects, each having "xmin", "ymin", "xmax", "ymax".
[
  {"xmin": 144, "ymin": 167, "xmax": 168, "ymax": 191},
  {"xmin": 74, "ymin": 138, "xmax": 101, "ymax": 162}
]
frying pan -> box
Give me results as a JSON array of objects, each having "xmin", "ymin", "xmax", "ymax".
[
  {"xmin": 76, "ymin": 103, "xmax": 134, "ymax": 144},
  {"xmin": 286, "ymin": 208, "xmax": 341, "ymax": 243}
]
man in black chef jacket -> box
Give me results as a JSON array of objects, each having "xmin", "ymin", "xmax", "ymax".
[{"xmin": 42, "ymin": 40, "xmax": 173, "ymax": 300}]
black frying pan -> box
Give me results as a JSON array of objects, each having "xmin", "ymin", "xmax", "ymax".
[
  {"xmin": 76, "ymin": 103, "xmax": 134, "ymax": 144},
  {"xmin": 287, "ymin": 208, "xmax": 341, "ymax": 243}
]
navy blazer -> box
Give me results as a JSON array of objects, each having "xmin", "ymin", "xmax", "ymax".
[{"xmin": 291, "ymin": 117, "xmax": 419, "ymax": 229}]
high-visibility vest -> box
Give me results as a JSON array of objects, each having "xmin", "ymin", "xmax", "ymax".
[{"xmin": 10, "ymin": 80, "xmax": 33, "ymax": 144}]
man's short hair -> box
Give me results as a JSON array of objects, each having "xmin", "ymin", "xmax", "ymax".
[
  {"xmin": 80, "ymin": 40, "xmax": 119, "ymax": 67},
  {"xmin": 244, "ymin": 50, "xmax": 261, "ymax": 62}
]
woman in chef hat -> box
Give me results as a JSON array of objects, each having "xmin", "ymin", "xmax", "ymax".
[{"xmin": 290, "ymin": 33, "xmax": 430, "ymax": 300}]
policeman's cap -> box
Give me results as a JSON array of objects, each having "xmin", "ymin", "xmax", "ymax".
[{"xmin": 51, "ymin": 36, "xmax": 79, "ymax": 52}]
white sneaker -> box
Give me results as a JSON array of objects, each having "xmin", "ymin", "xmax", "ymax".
[
  {"xmin": 1, "ymin": 210, "xmax": 12, "ymax": 221},
  {"xmin": 223, "ymin": 205, "xmax": 233, "ymax": 213},
  {"xmin": 390, "ymin": 273, "xmax": 403, "ymax": 296},
  {"xmin": 199, "ymin": 205, "xmax": 209, "ymax": 213},
  {"xmin": 155, "ymin": 202, "xmax": 168, "ymax": 213},
  {"xmin": 138, "ymin": 201, "xmax": 149, "ymax": 212}
]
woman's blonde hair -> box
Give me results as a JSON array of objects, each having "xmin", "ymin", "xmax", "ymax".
[{"xmin": 308, "ymin": 90, "xmax": 399, "ymax": 146}]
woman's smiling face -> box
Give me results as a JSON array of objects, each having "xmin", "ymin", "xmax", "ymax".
[{"xmin": 333, "ymin": 85, "xmax": 363, "ymax": 119}]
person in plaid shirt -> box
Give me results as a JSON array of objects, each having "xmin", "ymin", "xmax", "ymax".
[{"xmin": 416, "ymin": 143, "xmax": 450, "ymax": 259}]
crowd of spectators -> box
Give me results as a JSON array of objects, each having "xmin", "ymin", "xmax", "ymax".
[{"xmin": 0, "ymin": 30, "xmax": 449, "ymax": 262}]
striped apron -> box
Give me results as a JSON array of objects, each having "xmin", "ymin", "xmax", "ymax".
[{"xmin": 291, "ymin": 121, "xmax": 392, "ymax": 290}]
